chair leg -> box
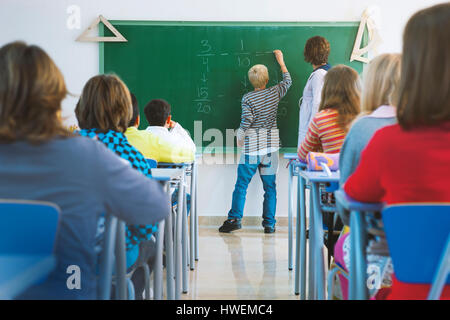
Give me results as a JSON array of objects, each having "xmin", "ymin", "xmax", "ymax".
[
  {"xmin": 327, "ymin": 267, "xmax": 340, "ymax": 300},
  {"xmin": 142, "ymin": 264, "xmax": 151, "ymax": 300},
  {"xmin": 115, "ymin": 221, "xmax": 127, "ymax": 300},
  {"xmin": 153, "ymin": 219, "xmax": 165, "ymax": 300},
  {"xmin": 127, "ymin": 278, "xmax": 135, "ymax": 300},
  {"xmin": 326, "ymin": 212, "xmax": 336, "ymax": 267},
  {"xmin": 428, "ymin": 235, "xmax": 450, "ymax": 300}
]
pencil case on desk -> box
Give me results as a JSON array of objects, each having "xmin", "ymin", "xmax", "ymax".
[{"xmin": 306, "ymin": 152, "xmax": 339, "ymax": 171}]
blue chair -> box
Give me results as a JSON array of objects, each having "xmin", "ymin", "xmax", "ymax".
[
  {"xmin": 0, "ymin": 199, "xmax": 60, "ymax": 299},
  {"xmin": 382, "ymin": 204, "xmax": 450, "ymax": 299}
]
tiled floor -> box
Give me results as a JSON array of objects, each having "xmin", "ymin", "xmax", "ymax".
[{"xmin": 181, "ymin": 226, "xmax": 299, "ymax": 300}]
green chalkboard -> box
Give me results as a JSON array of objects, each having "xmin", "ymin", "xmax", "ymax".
[{"xmin": 100, "ymin": 21, "xmax": 366, "ymax": 151}]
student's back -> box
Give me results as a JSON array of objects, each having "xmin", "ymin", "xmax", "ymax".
[
  {"xmin": 344, "ymin": 3, "xmax": 450, "ymax": 299},
  {"xmin": 0, "ymin": 42, "xmax": 170, "ymax": 299},
  {"xmin": 0, "ymin": 136, "xmax": 168, "ymax": 299},
  {"xmin": 125, "ymin": 95, "xmax": 195, "ymax": 163},
  {"xmin": 144, "ymin": 99, "xmax": 196, "ymax": 160},
  {"xmin": 339, "ymin": 53, "xmax": 401, "ymax": 184},
  {"xmin": 345, "ymin": 123, "xmax": 450, "ymax": 204},
  {"xmin": 297, "ymin": 65, "xmax": 360, "ymax": 161}
]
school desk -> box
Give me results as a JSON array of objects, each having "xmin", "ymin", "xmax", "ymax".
[
  {"xmin": 283, "ymin": 152, "xmax": 300, "ymax": 272},
  {"xmin": 148, "ymin": 176, "xmax": 171, "ymax": 300},
  {"xmin": 334, "ymin": 189, "xmax": 384, "ymax": 300},
  {"xmin": 300, "ymin": 170, "xmax": 340, "ymax": 300},
  {"xmin": 151, "ymin": 168, "xmax": 185, "ymax": 300},
  {"xmin": 155, "ymin": 161, "xmax": 197, "ymax": 296},
  {"xmin": 157, "ymin": 156, "xmax": 200, "ymax": 270},
  {"xmin": 192, "ymin": 155, "xmax": 202, "ymax": 267},
  {"xmin": 292, "ymin": 160, "xmax": 308, "ymax": 298},
  {"xmin": 0, "ymin": 254, "xmax": 55, "ymax": 299}
]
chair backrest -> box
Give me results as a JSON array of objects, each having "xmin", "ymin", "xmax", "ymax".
[
  {"xmin": 146, "ymin": 159, "xmax": 158, "ymax": 169},
  {"xmin": 0, "ymin": 199, "xmax": 60, "ymax": 255},
  {"xmin": 382, "ymin": 204, "xmax": 450, "ymax": 285}
]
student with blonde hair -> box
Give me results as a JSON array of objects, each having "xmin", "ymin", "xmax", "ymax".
[
  {"xmin": 331, "ymin": 53, "xmax": 401, "ymax": 300},
  {"xmin": 340, "ymin": 53, "xmax": 401, "ymax": 184},
  {"xmin": 0, "ymin": 42, "xmax": 169, "ymax": 299},
  {"xmin": 219, "ymin": 50, "xmax": 292, "ymax": 234}
]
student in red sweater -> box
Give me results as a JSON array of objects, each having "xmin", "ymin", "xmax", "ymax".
[
  {"xmin": 297, "ymin": 65, "xmax": 361, "ymax": 161},
  {"xmin": 344, "ymin": 3, "xmax": 450, "ymax": 300}
]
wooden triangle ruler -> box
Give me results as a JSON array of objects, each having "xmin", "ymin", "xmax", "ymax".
[
  {"xmin": 350, "ymin": 9, "xmax": 382, "ymax": 63},
  {"xmin": 76, "ymin": 15, "xmax": 127, "ymax": 42}
]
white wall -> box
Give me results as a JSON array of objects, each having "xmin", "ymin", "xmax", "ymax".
[{"xmin": 0, "ymin": 0, "xmax": 442, "ymax": 218}]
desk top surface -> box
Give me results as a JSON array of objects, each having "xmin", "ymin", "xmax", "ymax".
[
  {"xmin": 334, "ymin": 189, "xmax": 384, "ymax": 212},
  {"xmin": 157, "ymin": 162, "xmax": 191, "ymax": 167},
  {"xmin": 283, "ymin": 153, "xmax": 299, "ymax": 160},
  {"xmin": 0, "ymin": 254, "xmax": 55, "ymax": 299},
  {"xmin": 299, "ymin": 170, "xmax": 340, "ymax": 183},
  {"xmin": 151, "ymin": 168, "xmax": 184, "ymax": 179}
]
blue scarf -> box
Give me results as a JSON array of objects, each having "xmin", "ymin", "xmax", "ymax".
[{"xmin": 313, "ymin": 63, "xmax": 331, "ymax": 72}]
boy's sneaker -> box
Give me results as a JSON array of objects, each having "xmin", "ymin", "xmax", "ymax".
[
  {"xmin": 219, "ymin": 219, "xmax": 242, "ymax": 233},
  {"xmin": 264, "ymin": 226, "xmax": 276, "ymax": 234}
]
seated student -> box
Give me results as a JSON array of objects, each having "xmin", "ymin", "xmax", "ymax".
[
  {"xmin": 0, "ymin": 41, "xmax": 169, "ymax": 300},
  {"xmin": 125, "ymin": 93, "xmax": 194, "ymax": 163},
  {"xmin": 330, "ymin": 53, "xmax": 401, "ymax": 300},
  {"xmin": 144, "ymin": 99, "xmax": 196, "ymax": 159},
  {"xmin": 344, "ymin": 3, "xmax": 450, "ymax": 299},
  {"xmin": 75, "ymin": 74, "xmax": 162, "ymax": 299},
  {"xmin": 297, "ymin": 65, "xmax": 361, "ymax": 162},
  {"xmin": 339, "ymin": 53, "xmax": 401, "ymax": 185},
  {"xmin": 126, "ymin": 93, "xmax": 192, "ymax": 217},
  {"xmin": 297, "ymin": 65, "xmax": 360, "ymax": 255}
]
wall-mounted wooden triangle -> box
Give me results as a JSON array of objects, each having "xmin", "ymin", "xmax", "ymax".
[
  {"xmin": 76, "ymin": 15, "xmax": 127, "ymax": 42},
  {"xmin": 350, "ymin": 8, "xmax": 382, "ymax": 63}
]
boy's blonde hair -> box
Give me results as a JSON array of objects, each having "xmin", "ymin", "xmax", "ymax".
[
  {"xmin": 361, "ymin": 53, "xmax": 401, "ymax": 114},
  {"xmin": 248, "ymin": 64, "xmax": 269, "ymax": 88}
]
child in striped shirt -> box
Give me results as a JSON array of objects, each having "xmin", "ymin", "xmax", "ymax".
[
  {"xmin": 297, "ymin": 65, "xmax": 361, "ymax": 161},
  {"xmin": 219, "ymin": 50, "xmax": 292, "ymax": 234}
]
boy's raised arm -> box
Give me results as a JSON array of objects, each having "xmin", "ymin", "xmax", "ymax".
[
  {"xmin": 273, "ymin": 50, "xmax": 288, "ymax": 73},
  {"xmin": 273, "ymin": 50, "xmax": 292, "ymax": 98}
]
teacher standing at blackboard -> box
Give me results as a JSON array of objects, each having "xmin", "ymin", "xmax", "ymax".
[{"xmin": 297, "ymin": 36, "xmax": 331, "ymax": 148}]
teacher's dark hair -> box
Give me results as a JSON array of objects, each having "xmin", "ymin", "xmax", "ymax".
[
  {"xmin": 304, "ymin": 36, "xmax": 330, "ymax": 66},
  {"xmin": 0, "ymin": 41, "xmax": 71, "ymax": 144},
  {"xmin": 397, "ymin": 3, "xmax": 450, "ymax": 129}
]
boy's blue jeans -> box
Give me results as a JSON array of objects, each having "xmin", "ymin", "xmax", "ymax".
[{"xmin": 227, "ymin": 152, "xmax": 279, "ymax": 228}]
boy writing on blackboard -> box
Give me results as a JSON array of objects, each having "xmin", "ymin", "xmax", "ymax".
[{"xmin": 219, "ymin": 50, "xmax": 292, "ymax": 234}]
